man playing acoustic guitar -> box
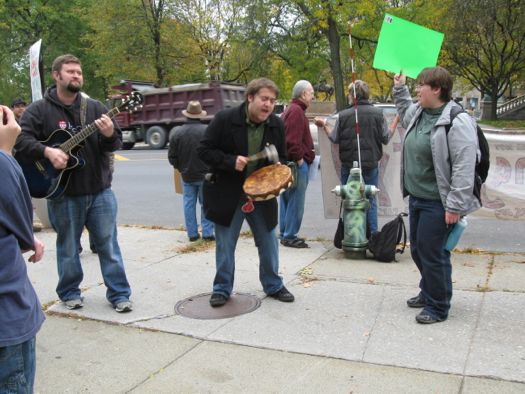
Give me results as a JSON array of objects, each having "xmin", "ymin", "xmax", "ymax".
[{"xmin": 15, "ymin": 54, "xmax": 133, "ymax": 313}]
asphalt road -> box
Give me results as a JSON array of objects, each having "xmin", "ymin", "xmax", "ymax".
[{"xmin": 112, "ymin": 145, "xmax": 524, "ymax": 253}]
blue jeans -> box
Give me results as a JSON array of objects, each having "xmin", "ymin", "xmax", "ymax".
[
  {"xmin": 182, "ymin": 180, "xmax": 214, "ymax": 238},
  {"xmin": 409, "ymin": 196, "xmax": 451, "ymax": 319},
  {"xmin": 0, "ymin": 337, "xmax": 36, "ymax": 393},
  {"xmin": 279, "ymin": 161, "xmax": 309, "ymax": 240},
  {"xmin": 213, "ymin": 202, "xmax": 283, "ymax": 297},
  {"xmin": 341, "ymin": 165, "xmax": 379, "ymax": 233},
  {"xmin": 48, "ymin": 188, "xmax": 131, "ymax": 305}
]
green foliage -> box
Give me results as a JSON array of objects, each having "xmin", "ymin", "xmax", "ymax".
[
  {"xmin": 82, "ymin": 0, "xmax": 206, "ymax": 89},
  {"xmin": 480, "ymin": 120, "xmax": 525, "ymax": 130},
  {"xmin": 0, "ymin": 0, "xmax": 521, "ymax": 111}
]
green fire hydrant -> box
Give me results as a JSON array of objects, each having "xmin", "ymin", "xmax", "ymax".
[{"xmin": 332, "ymin": 162, "xmax": 379, "ymax": 259}]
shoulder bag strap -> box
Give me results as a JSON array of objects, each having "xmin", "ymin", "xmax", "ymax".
[{"xmin": 80, "ymin": 94, "xmax": 88, "ymax": 127}]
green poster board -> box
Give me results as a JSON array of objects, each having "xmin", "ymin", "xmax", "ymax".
[{"xmin": 373, "ymin": 14, "xmax": 444, "ymax": 79}]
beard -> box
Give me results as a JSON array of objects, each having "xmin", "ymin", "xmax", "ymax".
[{"xmin": 66, "ymin": 82, "xmax": 82, "ymax": 93}]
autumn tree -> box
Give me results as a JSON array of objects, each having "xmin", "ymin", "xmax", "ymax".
[
  {"xmin": 444, "ymin": 0, "xmax": 525, "ymax": 119},
  {"xmin": 171, "ymin": 0, "xmax": 247, "ymax": 81},
  {"xmin": 0, "ymin": 0, "xmax": 97, "ymax": 102},
  {"xmin": 81, "ymin": 0, "xmax": 204, "ymax": 89}
]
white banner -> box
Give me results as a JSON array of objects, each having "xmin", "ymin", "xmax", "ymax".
[
  {"xmin": 29, "ymin": 39, "xmax": 43, "ymax": 102},
  {"xmin": 476, "ymin": 132, "xmax": 525, "ymax": 219},
  {"xmin": 319, "ymin": 116, "xmax": 525, "ymax": 220}
]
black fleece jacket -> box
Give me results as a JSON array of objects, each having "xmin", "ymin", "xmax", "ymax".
[{"xmin": 15, "ymin": 86, "xmax": 121, "ymax": 196}]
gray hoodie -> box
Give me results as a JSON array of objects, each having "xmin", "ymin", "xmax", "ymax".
[{"xmin": 393, "ymin": 85, "xmax": 481, "ymax": 215}]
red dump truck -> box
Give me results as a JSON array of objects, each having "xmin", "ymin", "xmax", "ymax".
[{"xmin": 108, "ymin": 80, "xmax": 246, "ymax": 149}]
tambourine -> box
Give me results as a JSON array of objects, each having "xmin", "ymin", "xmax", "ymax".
[{"xmin": 243, "ymin": 164, "xmax": 293, "ymax": 201}]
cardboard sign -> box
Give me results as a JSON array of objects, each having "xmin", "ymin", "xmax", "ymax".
[
  {"xmin": 173, "ymin": 169, "xmax": 183, "ymax": 194},
  {"xmin": 373, "ymin": 14, "xmax": 444, "ymax": 79}
]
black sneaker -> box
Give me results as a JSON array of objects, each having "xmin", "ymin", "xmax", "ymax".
[
  {"xmin": 407, "ymin": 294, "xmax": 426, "ymax": 308},
  {"xmin": 209, "ymin": 293, "xmax": 228, "ymax": 307},
  {"xmin": 269, "ymin": 286, "xmax": 295, "ymax": 302},
  {"xmin": 189, "ymin": 235, "xmax": 200, "ymax": 242},
  {"xmin": 203, "ymin": 236, "xmax": 215, "ymax": 241},
  {"xmin": 415, "ymin": 311, "xmax": 446, "ymax": 324},
  {"xmin": 280, "ymin": 238, "xmax": 308, "ymax": 248}
]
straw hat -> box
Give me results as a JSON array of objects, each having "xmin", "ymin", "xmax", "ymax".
[{"xmin": 182, "ymin": 100, "xmax": 207, "ymax": 119}]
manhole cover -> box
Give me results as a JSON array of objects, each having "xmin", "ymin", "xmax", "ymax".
[{"xmin": 175, "ymin": 292, "xmax": 261, "ymax": 320}]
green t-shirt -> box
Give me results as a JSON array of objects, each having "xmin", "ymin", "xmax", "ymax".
[
  {"xmin": 403, "ymin": 105, "xmax": 445, "ymax": 200},
  {"xmin": 245, "ymin": 112, "xmax": 265, "ymax": 176}
]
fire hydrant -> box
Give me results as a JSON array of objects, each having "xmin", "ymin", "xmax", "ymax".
[{"xmin": 332, "ymin": 162, "xmax": 379, "ymax": 259}]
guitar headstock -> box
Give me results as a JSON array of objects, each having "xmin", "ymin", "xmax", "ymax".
[{"xmin": 120, "ymin": 91, "xmax": 144, "ymax": 113}]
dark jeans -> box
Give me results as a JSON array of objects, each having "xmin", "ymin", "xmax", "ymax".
[
  {"xmin": 213, "ymin": 202, "xmax": 283, "ymax": 297},
  {"xmin": 409, "ymin": 196, "xmax": 452, "ymax": 319},
  {"xmin": 48, "ymin": 188, "xmax": 131, "ymax": 305},
  {"xmin": 0, "ymin": 337, "xmax": 36, "ymax": 393},
  {"xmin": 279, "ymin": 161, "xmax": 309, "ymax": 240}
]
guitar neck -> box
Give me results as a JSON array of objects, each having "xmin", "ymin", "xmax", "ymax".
[{"xmin": 59, "ymin": 107, "xmax": 121, "ymax": 152}]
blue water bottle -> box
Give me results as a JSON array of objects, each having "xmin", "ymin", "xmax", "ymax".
[{"xmin": 445, "ymin": 217, "xmax": 468, "ymax": 251}]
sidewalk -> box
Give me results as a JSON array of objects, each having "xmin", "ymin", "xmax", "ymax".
[{"xmin": 28, "ymin": 226, "xmax": 525, "ymax": 393}]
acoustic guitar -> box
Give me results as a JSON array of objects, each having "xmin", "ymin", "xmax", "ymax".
[{"xmin": 17, "ymin": 92, "xmax": 143, "ymax": 199}]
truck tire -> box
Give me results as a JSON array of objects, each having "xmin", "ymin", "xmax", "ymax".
[
  {"xmin": 146, "ymin": 126, "xmax": 167, "ymax": 149},
  {"xmin": 122, "ymin": 142, "xmax": 135, "ymax": 150}
]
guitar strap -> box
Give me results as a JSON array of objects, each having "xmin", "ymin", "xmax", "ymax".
[{"xmin": 80, "ymin": 94, "xmax": 88, "ymax": 127}]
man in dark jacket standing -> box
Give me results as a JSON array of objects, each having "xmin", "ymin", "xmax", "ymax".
[
  {"xmin": 168, "ymin": 100, "xmax": 214, "ymax": 242},
  {"xmin": 317, "ymin": 80, "xmax": 390, "ymax": 234},
  {"xmin": 279, "ymin": 80, "xmax": 315, "ymax": 248},
  {"xmin": 198, "ymin": 78, "xmax": 294, "ymax": 307},
  {"xmin": 15, "ymin": 54, "xmax": 132, "ymax": 313}
]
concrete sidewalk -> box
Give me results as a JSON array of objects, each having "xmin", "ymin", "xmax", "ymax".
[{"xmin": 28, "ymin": 226, "xmax": 525, "ymax": 393}]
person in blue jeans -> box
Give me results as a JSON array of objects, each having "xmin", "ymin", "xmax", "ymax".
[
  {"xmin": 198, "ymin": 78, "xmax": 294, "ymax": 307},
  {"xmin": 316, "ymin": 80, "xmax": 390, "ymax": 235},
  {"xmin": 393, "ymin": 67, "xmax": 480, "ymax": 324},
  {"xmin": 15, "ymin": 54, "xmax": 132, "ymax": 313},
  {"xmin": 168, "ymin": 101, "xmax": 215, "ymax": 242},
  {"xmin": 1, "ymin": 105, "xmax": 45, "ymax": 393},
  {"xmin": 280, "ymin": 80, "xmax": 316, "ymax": 248}
]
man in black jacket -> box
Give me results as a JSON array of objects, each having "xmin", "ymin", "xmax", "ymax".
[
  {"xmin": 15, "ymin": 54, "xmax": 132, "ymax": 313},
  {"xmin": 316, "ymin": 80, "xmax": 390, "ymax": 234},
  {"xmin": 198, "ymin": 78, "xmax": 294, "ymax": 307},
  {"xmin": 168, "ymin": 100, "xmax": 214, "ymax": 242}
]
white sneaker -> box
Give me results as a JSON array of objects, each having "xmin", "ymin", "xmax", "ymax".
[
  {"xmin": 64, "ymin": 298, "xmax": 83, "ymax": 310},
  {"xmin": 114, "ymin": 300, "xmax": 133, "ymax": 313}
]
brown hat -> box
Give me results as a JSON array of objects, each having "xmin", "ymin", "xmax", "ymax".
[{"xmin": 182, "ymin": 101, "xmax": 207, "ymax": 119}]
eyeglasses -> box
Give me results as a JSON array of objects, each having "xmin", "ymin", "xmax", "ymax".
[{"xmin": 256, "ymin": 94, "xmax": 277, "ymax": 104}]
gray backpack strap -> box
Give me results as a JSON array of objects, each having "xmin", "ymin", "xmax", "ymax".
[{"xmin": 80, "ymin": 93, "xmax": 88, "ymax": 127}]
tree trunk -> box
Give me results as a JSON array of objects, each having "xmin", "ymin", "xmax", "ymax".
[
  {"xmin": 490, "ymin": 98, "xmax": 498, "ymax": 120},
  {"xmin": 489, "ymin": 85, "xmax": 499, "ymax": 120},
  {"xmin": 326, "ymin": 16, "xmax": 345, "ymax": 112}
]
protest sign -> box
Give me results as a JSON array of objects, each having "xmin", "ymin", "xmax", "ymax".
[{"xmin": 373, "ymin": 14, "xmax": 444, "ymax": 78}]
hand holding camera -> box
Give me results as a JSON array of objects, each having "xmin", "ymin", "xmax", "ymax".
[{"xmin": 0, "ymin": 105, "xmax": 22, "ymax": 153}]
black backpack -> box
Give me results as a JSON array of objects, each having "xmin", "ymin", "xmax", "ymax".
[
  {"xmin": 445, "ymin": 107, "xmax": 490, "ymax": 204},
  {"xmin": 368, "ymin": 213, "xmax": 408, "ymax": 262}
]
